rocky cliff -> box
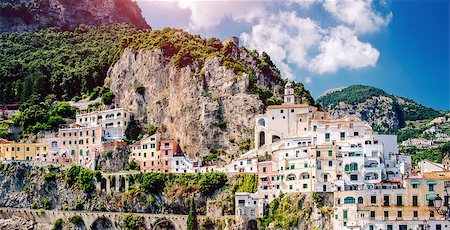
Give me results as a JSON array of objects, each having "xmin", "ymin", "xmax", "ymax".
[
  {"xmin": 0, "ymin": 0, "xmax": 149, "ymax": 33},
  {"xmin": 317, "ymin": 85, "xmax": 442, "ymax": 131},
  {"xmin": 105, "ymin": 32, "xmax": 290, "ymax": 160}
]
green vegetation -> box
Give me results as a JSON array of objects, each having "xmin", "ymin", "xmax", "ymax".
[
  {"xmin": 198, "ymin": 172, "xmax": 227, "ymax": 196},
  {"xmin": 41, "ymin": 199, "xmax": 51, "ymax": 210},
  {"xmin": 125, "ymin": 119, "xmax": 143, "ymax": 141},
  {"xmin": 12, "ymin": 95, "xmax": 78, "ymax": 134},
  {"xmin": 216, "ymin": 120, "xmax": 227, "ymax": 130},
  {"xmin": 121, "ymin": 214, "xmax": 145, "ymax": 230},
  {"xmin": 51, "ymin": 218, "xmax": 63, "ymax": 230},
  {"xmin": 260, "ymin": 193, "xmax": 313, "ymax": 230},
  {"xmin": 187, "ymin": 198, "xmax": 199, "ymax": 230},
  {"xmin": 44, "ymin": 172, "xmax": 56, "ymax": 181},
  {"xmin": 68, "ymin": 215, "xmax": 83, "ymax": 225},
  {"xmin": 66, "ymin": 164, "xmax": 96, "ymax": 193},
  {"xmin": 0, "ymin": 24, "xmax": 140, "ymax": 104},
  {"xmin": 203, "ymin": 148, "xmax": 226, "ymax": 164},
  {"xmin": 404, "ymin": 142, "xmax": 450, "ymax": 164},
  {"xmin": 238, "ymin": 139, "xmax": 252, "ymax": 152},
  {"xmin": 101, "ymin": 91, "xmax": 115, "ymax": 105},
  {"xmin": 147, "ymin": 124, "xmax": 158, "ymax": 136},
  {"xmin": 127, "ymin": 160, "xmax": 140, "ymax": 171},
  {"xmin": 75, "ymin": 200, "xmax": 84, "ymax": 210},
  {"xmin": 317, "ymin": 85, "xmax": 442, "ymax": 130},
  {"xmin": 139, "ymin": 172, "xmax": 167, "ymax": 193},
  {"xmin": 234, "ymin": 174, "xmax": 258, "ymax": 193}
]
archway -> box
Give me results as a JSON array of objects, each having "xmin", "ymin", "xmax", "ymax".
[
  {"xmin": 272, "ymin": 135, "xmax": 280, "ymax": 142},
  {"xmin": 247, "ymin": 219, "xmax": 258, "ymax": 230},
  {"xmin": 119, "ymin": 176, "xmax": 126, "ymax": 192},
  {"xmin": 202, "ymin": 220, "xmax": 216, "ymax": 230},
  {"xmin": 153, "ymin": 218, "xmax": 176, "ymax": 230},
  {"xmin": 101, "ymin": 178, "xmax": 107, "ymax": 191},
  {"xmin": 259, "ymin": 131, "xmax": 265, "ymax": 147},
  {"xmin": 91, "ymin": 217, "xmax": 114, "ymax": 230}
]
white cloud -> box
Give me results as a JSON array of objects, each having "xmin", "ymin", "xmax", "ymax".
[
  {"xmin": 241, "ymin": 11, "xmax": 323, "ymax": 79},
  {"xmin": 323, "ymin": 0, "xmax": 392, "ymax": 34},
  {"xmin": 309, "ymin": 26, "xmax": 380, "ymax": 74},
  {"xmin": 175, "ymin": 1, "xmax": 267, "ymax": 30},
  {"xmin": 305, "ymin": 76, "xmax": 312, "ymax": 84}
]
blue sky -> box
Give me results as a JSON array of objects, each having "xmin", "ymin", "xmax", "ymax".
[{"xmin": 136, "ymin": 0, "xmax": 449, "ymax": 110}]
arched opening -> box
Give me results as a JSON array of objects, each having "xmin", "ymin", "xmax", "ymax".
[
  {"xmin": 300, "ymin": 172, "xmax": 310, "ymax": 180},
  {"xmin": 69, "ymin": 216, "xmax": 87, "ymax": 229},
  {"xmin": 272, "ymin": 135, "xmax": 280, "ymax": 142},
  {"xmin": 247, "ymin": 219, "xmax": 258, "ymax": 230},
  {"xmin": 358, "ymin": 197, "xmax": 364, "ymax": 204},
  {"xmin": 91, "ymin": 217, "xmax": 114, "ymax": 230},
  {"xmin": 257, "ymin": 118, "xmax": 266, "ymax": 126},
  {"xmin": 153, "ymin": 218, "xmax": 176, "ymax": 230},
  {"xmin": 365, "ymin": 172, "xmax": 379, "ymax": 181},
  {"xmin": 110, "ymin": 176, "xmax": 116, "ymax": 190},
  {"xmin": 344, "ymin": 197, "xmax": 355, "ymax": 204},
  {"xmin": 119, "ymin": 176, "xmax": 126, "ymax": 192},
  {"xmin": 322, "ymin": 173, "xmax": 330, "ymax": 182},
  {"xmin": 202, "ymin": 220, "xmax": 216, "ymax": 230},
  {"xmin": 25, "ymin": 156, "xmax": 30, "ymax": 161},
  {"xmin": 287, "ymin": 174, "xmax": 296, "ymax": 181},
  {"xmin": 101, "ymin": 178, "xmax": 107, "ymax": 191},
  {"xmin": 259, "ymin": 131, "xmax": 265, "ymax": 147}
]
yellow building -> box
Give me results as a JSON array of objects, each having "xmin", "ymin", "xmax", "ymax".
[{"xmin": 0, "ymin": 142, "xmax": 48, "ymax": 161}]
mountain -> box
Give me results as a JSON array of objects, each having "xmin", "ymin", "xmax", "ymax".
[
  {"xmin": 105, "ymin": 29, "xmax": 314, "ymax": 160},
  {"xmin": 0, "ymin": 0, "xmax": 150, "ymax": 33},
  {"xmin": 317, "ymin": 85, "xmax": 442, "ymax": 131}
]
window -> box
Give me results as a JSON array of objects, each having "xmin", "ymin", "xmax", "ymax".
[
  {"xmin": 370, "ymin": 211, "xmax": 375, "ymax": 218},
  {"xmin": 290, "ymin": 164, "xmax": 295, "ymax": 170},
  {"xmin": 344, "ymin": 197, "xmax": 355, "ymax": 204},
  {"xmin": 317, "ymin": 161, "xmax": 322, "ymax": 170},
  {"xmin": 358, "ymin": 197, "xmax": 363, "ymax": 204},
  {"xmin": 80, "ymin": 132, "xmax": 82, "ymax": 137},
  {"xmin": 143, "ymin": 145, "xmax": 148, "ymax": 149},
  {"xmin": 430, "ymin": 211, "xmax": 435, "ymax": 218},
  {"xmin": 328, "ymin": 150, "xmax": 332, "ymax": 157},
  {"xmin": 412, "ymin": 196, "xmax": 418, "ymax": 206},
  {"xmin": 371, "ymin": 196, "xmax": 377, "ymax": 204},
  {"xmin": 262, "ymin": 167, "xmax": 267, "ymax": 173},
  {"xmin": 26, "ymin": 147, "xmax": 29, "ymax": 151},
  {"xmin": 303, "ymin": 184, "xmax": 308, "ymax": 189},
  {"xmin": 383, "ymin": 196, "xmax": 390, "ymax": 206},
  {"xmin": 289, "ymin": 185, "xmax": 293, "ymax": 190},
  {"xmin": 413, "ymin": 211, "xmax": 418, "ymax": 217},
  {"xmin": 340, "ymin": 132, "xmax": 345, "ymax": 140},
  {"xmin": 328, "ymin": 161, "xmax": 333, "ymax": 167},
  {"xmin": 150, "ymin": 143, "xmax": 155, "ymax": 148},
  {"xmin": 325, "ymin": 133, "xmax": 330, "ymax": 141},
  {"xmin": 397, "ymin": 196, "xmax": 403, "ymax": 206},
  {"xmin": 350, "ymin": 175, "xmax": 358, "ymax": 181},
  {"xmin": 316, "ymin": 151, "xmax": 321, "ymax": 157},
  {"xmin": 280, "ymin": 109, "xmax": 283, "ymax": 113},
  {"xmin": 343, "ymin": 210, "xmax": 348, "ymax": 219},
  {"xmin": 397, "ymin": 211, "xmax": 402, "ymax": 218},
  {"xmin": 387, "ymin": 225, "xmax": 393, "ymax": 230},
  {"xmin": 384, "ymin": 211, "xmax": 389, "ymax": 218},
  {"xmin": 144, "ymin": 152, "xmax": 147, "ymax": 158},
  {"xmin": 17, "ymin": 147, "xmax": 20, "ymax": 151},
  {"xmin": 354, "ymin": 132, "xmax": 359, "ymax": 136},
  {"xmin": 369, "ymin": 226, "xmax": 374, "ymax": 230},
  {"xmin": 413, "ymin": 184, "xmax": 419, "ymax": 188},
  {"xmin": 429, "ymin": 184, "xmax": 435, "ymax": 191},
  {"xmin": 304, "ymin": 163, "xmax": 308, "ymax": 168}
]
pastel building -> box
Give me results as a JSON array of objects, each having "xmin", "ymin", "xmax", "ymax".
[
  {"xmin": 235, "ymin": 192, "xmax": 265, "ymax": 218},
  {"xmin": 130, "ymin": 134, "xmax": 161, "ymax": 172},
  {"xmin": 0, "ymin": 142, "xmax": 48, "ymax": 161}
]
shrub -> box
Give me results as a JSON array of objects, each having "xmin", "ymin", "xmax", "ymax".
[
  {"xmin": 41, "ymin": 199, "xmax": 51, "ymax": 210},
  {"xmin": 135, "ymin": 84, "xmax": 145, "ymax": 94},
  {"xmin": 147, "ymin": 124, "xmax": 158, "ymax": 136},
  {"xmin": 37, "ymin": 209, "xmax": 45, "ymax": 214},
  {"xmin": 141, "ymin": 172, "xmax": 166, "ymax": 193},
  {"xmin": 198, "ymin": 172, "xmax": 227, "ymax": 196},
  {"xmin": 44, "ymin": 172, "xmax": 56, "ymax": 181},
  {"xmin": 128, "ymin": 160, "xmax": 140, "ymax": 171},
  {"xmin": 78, "ymin": 169, "xmax": 95, "ymax": 193},
  {"xmin": 75, "ymin": 200, "xmax": 84, "ymax": 210},
  {"xmin": 31, "ymin": 202, "xmax": 38, "ymax": 209},
  {"xmin": 216, "ymin": 120, "xmax": 227, "ymax": 130},
  {"xmin": 101, "ymin": 91, "xmax": 115, "ymax": 105},
  {"xmin": 69, "ymin": 215, "xmax": 83, "ymax": 225},
  {"xmin": 238, "ymin": 139, "xmax": 252, "ymax": 151},
  {"xmin": 122, "ymin": 214, "xmax": 145, "ymax": 230},
  {"xmin": 66, "ymin": 164, "xmax": 81, "ymax": 185},
  {"xmin": 52, "ymin": 218, "xmax": 63, "ymax": 230},
  {"xmin": 0, "ymin": 163, "xmax": 4, "ymax": 171}
]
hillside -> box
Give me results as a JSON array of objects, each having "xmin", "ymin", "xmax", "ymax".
[
  {"xmin": 317, "ymin": 85, "xmax": 442, "ymax": 131},
  {"xmin": 0, "ymin": 0, "xmax": 149, "ymax": 33},
  {"xmin": 106, "ymin": 28, "xmax": 316, "ymax": 160}
]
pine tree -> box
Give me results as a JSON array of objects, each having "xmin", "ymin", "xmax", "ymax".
[{"xmin": 186, "ymin": 198, "xmax": 198, "ymax": 230}]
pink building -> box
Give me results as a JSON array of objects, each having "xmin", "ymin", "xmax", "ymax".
[
  {"xmin": 258, "ymin": 161, "xmax": 280, "ymax": 191},
  {"xmin": 159, "ymin": 140, "xmax": 182, "ymax": 173}
]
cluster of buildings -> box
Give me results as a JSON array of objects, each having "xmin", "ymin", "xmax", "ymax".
[
  {"xmin": 0, "ymin": 107, "xmax": 196, "ymax": 173},
  {"xmin": 1, "ymin": 82, "xmax": 449, "ymax": 229},
  {"xmin": 234, "ymin": 82, "xmax": 450, "ymax": 230}
]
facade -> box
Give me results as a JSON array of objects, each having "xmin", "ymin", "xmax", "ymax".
[
  {"xmin": 0, "ymin": 142, "xmax": 48, "ymax": 161},
  {"xmin": 235, "ymin": 192, "xmax": 265, "ymax": 218},
  {"xmin": 130, "ymin": 134, "xmax": 160, "ymax": 172}
]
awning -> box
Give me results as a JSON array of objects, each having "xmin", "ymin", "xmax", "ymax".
[
  {"xmin": 410, "ymin": 181, "xmax": 421, "ymax": 185},
  {"xmin": 426, "ymin": 181, "xmax": 437, "ymax": 185},
  {"xmin": 426, "ymin": 194, "xmax": 437, "ymax": 200}
]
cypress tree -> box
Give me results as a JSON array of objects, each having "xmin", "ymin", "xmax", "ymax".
[{"xmin": 186, "ymin": 198, "xmax": 198, "ymax": 230}]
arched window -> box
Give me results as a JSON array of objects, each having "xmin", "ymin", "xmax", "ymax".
[
  {"xmin": 358, "ymin": 197, "xmax": 363, "ymax": 204},
  {"xmin": 259, "ymin": 131, "xmax": 265, "ymax": 147},
  {"xmin": 344, "ymin": 197, "xmax": 355, "ymax": 204},
  {"xmin": 258, "ymin": 118, "xmax": 266, "ymax": 126},
  {"xmin": 301, "ymin": 173, "xmax": 310, "ymax": 179},
  {"xmin": 51, "ymin": 141, "xmax": 57, "ymax": 148},
  {"xmin": 287, "ymin": 174, "xmax": 296, "ymax": 181}
]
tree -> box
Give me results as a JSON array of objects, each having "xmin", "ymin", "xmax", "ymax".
[
  {"xmin": 102, "ymin": 91, "xmax": 115, "ymax": 105},
  {"xmin": 186, "ymin": 198, "xmax": 198, "ymax": 230}
]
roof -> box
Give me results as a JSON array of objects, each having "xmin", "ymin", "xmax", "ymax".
[{"xmin": 267, "ymin": 104, "xmax": 315, "ymax": 109}]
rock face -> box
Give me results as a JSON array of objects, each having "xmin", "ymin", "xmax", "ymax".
[
  {"xmin": 317, "ymin": 85, "xmax": 442, "ymax": 131},
  {"xmin": 106, "ymin": 45, "xmax": 283, "ymax": 159},
  {"xmin": 0, "ymin": 0, "xmax": 150, "ymax": 33}
]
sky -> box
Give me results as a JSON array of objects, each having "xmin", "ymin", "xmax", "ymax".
[{"xmin": 136, "ymin": 0, "xmax": 449, "ymax": 110}]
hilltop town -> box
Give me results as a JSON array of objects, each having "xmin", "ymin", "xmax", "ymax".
[{"xmin": 1, "ymin": 82, "xmax": 449, "ymax": 230}]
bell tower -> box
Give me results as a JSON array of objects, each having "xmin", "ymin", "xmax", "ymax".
[{"xmin": 283, "ymin": 81, "xmax": 295, "ymax": 104}]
